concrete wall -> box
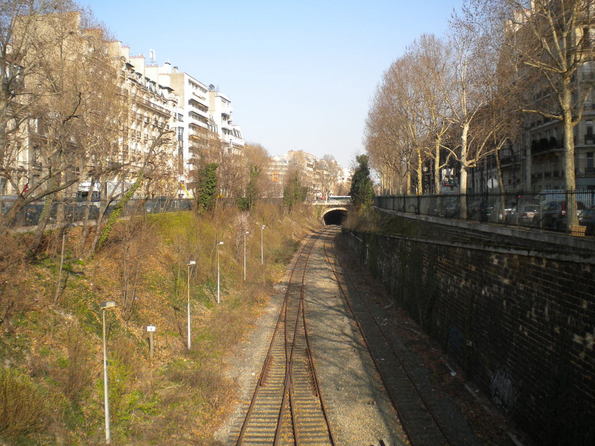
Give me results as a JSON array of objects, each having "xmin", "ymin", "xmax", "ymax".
[{"xmin": 342, "ymin": 213, "xmax": 594, "ymax": 446}]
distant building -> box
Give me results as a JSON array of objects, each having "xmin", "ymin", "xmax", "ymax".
[
  {"xmin": 136, "ymin": 61, "xmax": 245, "ymax": 194},
  {"xmin": 109, "ymin": 42, "xmax": 180, "ymax": 174},
  {"xmin": 208, "ymin": 86, "xmax": 245, "ymax": 154},
  {"xmin": 1, "ymin": 11, "xmax": 247, "ymax": 200},
  {"xmin": 266, "ymin": 150, "xmax": 346, "ymax": 199},
  {"xmin": 267, "ymin": 155, "xmax": 289, "ymax": 198}
]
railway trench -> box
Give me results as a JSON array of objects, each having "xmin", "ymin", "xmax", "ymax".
[{"xmin": 217, "ymin": 227, "xmax": 514, "ymax": 446}]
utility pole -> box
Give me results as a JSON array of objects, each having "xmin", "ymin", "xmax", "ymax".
[
  {"xmin": 260, "ymin": 224, "xmax": 266, "ymax": 265},
  {"xmin": 186, "ymin": 260, "xmax": 195, "ymax": 350},
  {"xmin": 146, "ymin": 325, "xmax": 156, "ymax": 360},
  {"xmin": 100, "ymin": 301, "xmax": 117, "ymax": 445},
  {"xmin": 217, "ymin": 241, "xmax": 224, "ymax": 304},
  {"xmin": 243, "ymin": 231, "xmax": 249, "ymax": 281}
]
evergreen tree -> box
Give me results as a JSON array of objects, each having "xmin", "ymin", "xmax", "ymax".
[
  {"xmin": 238, "ymin": 164, "xmax": 260, "ymax": 211},
  {"xmin": 349, "ymin": 154, "xmax": 375, "ymax": 209},
  {"xmin": 283, "ymin": 169, "xmax": 308, "ymax": 211},
  {"xmin": 195, "ymin": 163, "xmax": 218, "ymax": 213}
]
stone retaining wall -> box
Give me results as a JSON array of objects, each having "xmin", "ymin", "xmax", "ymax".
[{"xmin": 342, "ymin": 216, "xmax": 594, "ymax": 446}]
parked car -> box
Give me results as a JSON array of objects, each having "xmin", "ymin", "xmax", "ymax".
[
  {"xmin": 432, "ymin": 196, "xmax": 459, "ymax": 218},
  {"xmin": 468, "ymin": 198, "xmax": 495, "ymax": 222},
  {"xmin": 579, "ymin": 207, "xmax": 595, "ymax": 236},
  {"xmin": 538, "ymin": 200, "xmax": 586, "ymax": 231},
  {"xmin": 518, "ymin": 204, "xmax": 539, "ymax": 226}
]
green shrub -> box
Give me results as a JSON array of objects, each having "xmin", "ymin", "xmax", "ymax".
[{"xmin": 0, "ymin": 368, "xmax": 50, "ymax": 440}]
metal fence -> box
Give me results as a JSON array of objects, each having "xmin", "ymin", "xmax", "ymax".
[
  {"xmin": 375, "ymin": 190, "xmax": 595, "ymax": 236},
  {"xmin": 0, "ymin": 197, "xmax": 193, "ymax": 228}
]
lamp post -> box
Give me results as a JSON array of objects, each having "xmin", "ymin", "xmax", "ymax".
[
  {"xmin": 146, "ymin": 325, "xmax": 156, "ymax": 360},
  {"xmin": 260, "ymin": 225, "xmax": 266, "ymax": 265},
  {"xmin": 243, "ymin": 231, "xmax": 249, "ymax": 281},
  {"xmin": 186, "ymin": 260, "xmax": 196, "ymax": 351},
  {"xmin": 216, "ymin": 241, "xmax": 224, "ymax": 304},
  {"xmin": 100, "ymin": 301, "xmax": 117, "ymax": 445}
]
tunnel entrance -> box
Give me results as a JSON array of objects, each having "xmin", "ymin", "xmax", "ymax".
[{"xmin": 323, "ymin": 209, "xmax": 347, "ymax": 225}]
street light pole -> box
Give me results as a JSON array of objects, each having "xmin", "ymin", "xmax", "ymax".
[
  {"xmin": 146, "ymin": 325, "xmax": 156, "ymax": 360},
  {"xmin": 260, "ymin": 225, "xmax": 266, "ymax": 265},
  {"xmin": 186, "ymin": 260, "xmax": 196, "ymax": 351},
  {"xmin": 243, "ymin": 231, "xmax": 249, "ymax": 281},
  {"xmin": 100, "ymin": 301, "xmax": 117, "ymax": 445},
  {"xmin": 217, "ymin": 241, "xmax": 224, "ymax": 304}
]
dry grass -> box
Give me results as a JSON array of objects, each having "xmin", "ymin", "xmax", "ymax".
[{"xmin": 0, "ymin": 203, "xmax": 318, "ymax": 445}]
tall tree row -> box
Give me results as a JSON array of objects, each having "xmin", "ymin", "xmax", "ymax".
[
  {"xmin": 0, "ymin": 0, "xmax": 178, "ymax": 247},
  {"xmin": 365, "ymin": 0, "xmax": 592, "ymax": 225}
]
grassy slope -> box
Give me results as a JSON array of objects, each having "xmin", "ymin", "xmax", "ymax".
[{"xmin": 0, "ymin": 203, "xmax": 317, "ymax": 445}]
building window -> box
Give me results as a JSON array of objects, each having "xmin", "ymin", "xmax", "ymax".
[{"xmin": 587, "ymin": 152, "xmax": 594, "ymax": 169}]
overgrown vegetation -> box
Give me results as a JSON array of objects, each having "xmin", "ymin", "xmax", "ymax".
[
  {"xmin": 195, "ymin": 163, "xmax": 219, "ymax": 214},
  {"xmin": 0, "ymin": 203, "xmax": 317, "ymax": 445},
  {"xmin": 349, "ymin": 154, "xmax": 375, "ymax": 210},
  {"xmin": 283, "ymin": 169, "xmax": 308, "ymax": 210}
]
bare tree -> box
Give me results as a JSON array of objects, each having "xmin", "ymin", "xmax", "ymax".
[
  {"xmin": 241, "ymin": 143, "xmax": 273, "ymax": 203},
  {"xmin": 0, "ymin": 3, "xmax": 127, "ymax": 242},
  {"xmin": 488, "ymin": 0, "xmax": 594, "ymax": 227},
  {"xmin": 313, "ymin": 154, "xmax": 342, "ymax": 198},
  {"xmin": 366, "ymin": 56, "xmax": 418, "ymax": 195},
  {"xmin": 410, "ymin": 35, "xmax": 454, "ymax": 194},
  {"xmin": 438, "ymin": 4, "xmax": 520, "ymax": 215}
]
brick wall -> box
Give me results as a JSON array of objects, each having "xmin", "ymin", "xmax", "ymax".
[{"xmin": 342, "ymin": 215, "xmax": 594, "ymax": 446}]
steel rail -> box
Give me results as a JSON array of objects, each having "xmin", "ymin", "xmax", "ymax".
[
  {"xmin": 273, "ymin": 231, "xmax": 334, "ymax": 445},
  {"xmin": 236, "ymin": 237, "xmax": 311, "ymax": 445},
  {"xmin": 236, "ymin": 232, "xmax": 334, "ymax": 445}
]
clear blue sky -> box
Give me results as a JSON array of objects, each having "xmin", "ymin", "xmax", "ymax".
[{"xmin": 79, "ymin": 0, "xmax": 463, "ymax": 168}]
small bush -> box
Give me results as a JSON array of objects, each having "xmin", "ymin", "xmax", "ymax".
[{"xmin": 0, "ymin": 367, "xmax": 50, "ymax": 440}]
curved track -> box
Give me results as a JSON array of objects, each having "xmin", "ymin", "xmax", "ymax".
[{"xmin": 236, "ymin": 233, "xmax": 335, "ymax": 446}]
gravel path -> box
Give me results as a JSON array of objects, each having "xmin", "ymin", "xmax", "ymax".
[{"xmin": 305, "ymin": 231, "xmax": 410, "ymax": 446}]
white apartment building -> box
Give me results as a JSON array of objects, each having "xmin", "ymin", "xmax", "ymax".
[
  {"xmin": 1, "ymin": 14, "xmax": 182, "ymax": 199},
  {"xmin": 266, "ymin": 150, "xmax": 347, "ymax": 199},
  {"xmin": 207, "ymin": 87, "xmax": 245, "ymax": 153},
  {"xmin": 132, "ymin": 60, "xmax": 245, "ymax": 193},
  {"xmin": 125, "ymin": 59, "xmax": 207, "ymax": 192},
  {"xmin": 267, "ymin": 155, "xmax": 290, "ymax": 197},
  {"xmin": 105, "ymin": 42, "xmax": 181, "ymax": 197}
]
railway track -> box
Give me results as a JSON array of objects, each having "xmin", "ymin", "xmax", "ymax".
[
  {"xmin": 322, "ymin": 227, "xmax": 455, "ymax": 446},
  {"xmin": 236, "ymin": 232, "xmax": 335, "ymax": 446}
]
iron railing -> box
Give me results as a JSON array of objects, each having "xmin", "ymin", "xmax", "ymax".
[
  {"xmin": 375, "ymin": 190, "xmax": 595, "ymax": 236},
  {"xmin": 1, "ymin": 197, "xmax": 193, "ymax": 228}
]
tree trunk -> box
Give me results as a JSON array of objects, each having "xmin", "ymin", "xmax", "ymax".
[
  {"xmin": 563, "ymin": 80, "xmax": 577, "ymax": 229},
  {"xmin": 434, "ymin": 138, "xmax": 441, "ymax": 194},
  {"xmin": 496, "ymin": 151, "xmax": 506, "ymax": 223},
  {"xmin": 459, "ymin": 123, "xmax": 469, "ymax": 219},
  {"xmin": 0, "ymin": 197, "xmax": 26, "ymax": 231},
  {"xmin": 416, "ymin": 150, "xmax": 423, "ymax": 195},
  {"xmin": 95, "ymin": 173, "xmax": 144, "ymax": 251},
  {"xmin": 30, "ymin": 195, "xmax": 55, "ymax": 254},
  {"xmin": 80, "ymin": 176, "xmax": 97, "ymax": 251}
]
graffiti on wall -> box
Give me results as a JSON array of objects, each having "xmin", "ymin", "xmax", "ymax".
[{"xmin": 489, "ymin": 369, "xmax": 518, "ymax": 412}]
